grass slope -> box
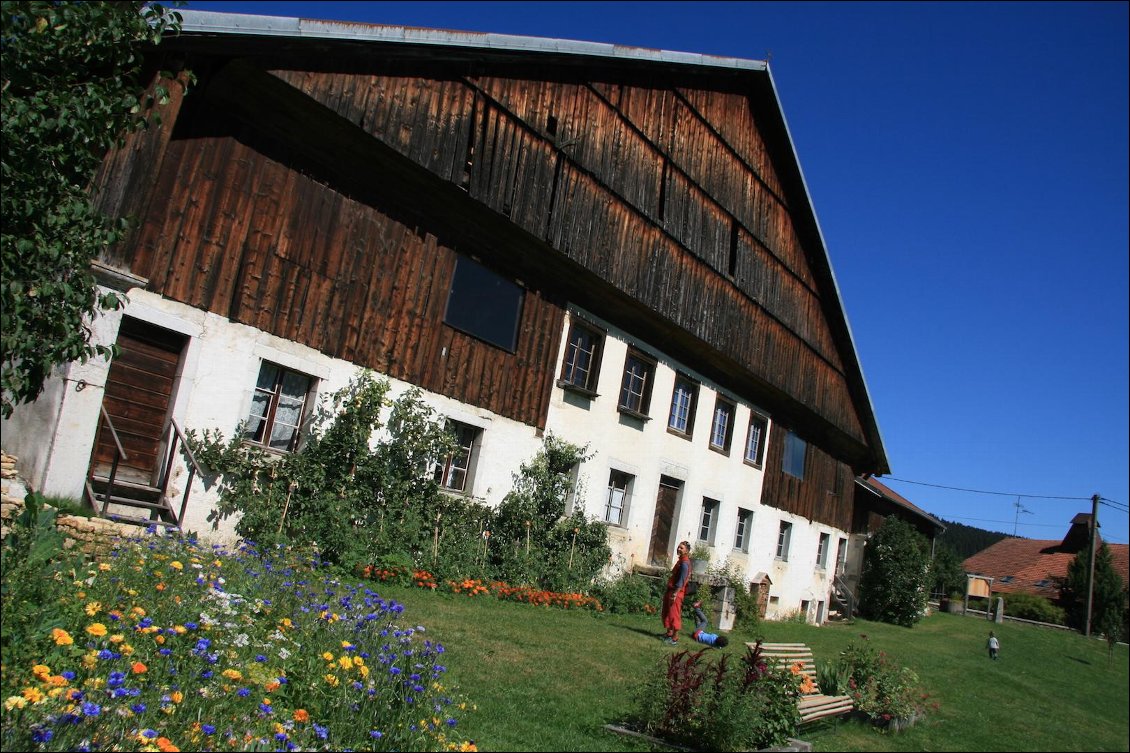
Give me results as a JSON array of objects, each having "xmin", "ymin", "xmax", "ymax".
[{"xmin": 375, "ymin": 583, "xmax": 1129, "ymax": 752}]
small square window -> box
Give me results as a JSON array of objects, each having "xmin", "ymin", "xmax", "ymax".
[
  {"xmin": 244, "ymin": 362, "xmax": 314, "ymax": 453},
  {"xmin": 776, "ymin": 521, "xmax": 793, "ymax": 561},
  {"xmin": 744, "ymin": 413, "xmax": 768, "ymax": 467},
  {"xmin": 734, "ymin": 507, "xmax": 753, "ymax": 552},
  {"xmin": 559, "ymin": 320, "xmax": 603, "ymax": 395},
  {"xmin": 618, "ymin": 350, "xmax": 656, "ymax": 419},
  {"xmin": 668, "ymin": 376, "xmax": 698, "ymax": 437},
  {"xmin": 434, "ymin": 420, "xmax": 482, "ymax": 494},
  {"xmin": 443, "ymin": 255, "xmax": 524, "ymax": 352},
  {"xmin": 783, "ymin": 430, "xmax": 806, "ymax": 479},
  {"xmin": 604, "ymin": 470, "xmax": 634, "ymax": 526},
  {"xmin": 709, "ymin": 396, "xmax": 736, "ymax": 454},
  {"xmin": 698, "ymin": 497, "xmax": 720, "ymax": 544}
]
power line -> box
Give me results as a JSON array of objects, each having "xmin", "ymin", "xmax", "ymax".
[{"xmin": 881, "ymin": 476, "xmax": 1096, "ymax": 501}]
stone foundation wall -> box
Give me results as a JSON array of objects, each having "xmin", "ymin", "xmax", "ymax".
[{"xmin": 2, "ymin": 451, "xmax": 153, "ymax": 554}]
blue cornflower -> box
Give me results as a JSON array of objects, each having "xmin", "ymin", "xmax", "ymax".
[
  {"xmin": 81, "ymin": 701, "xmax": 101, "ymax": 716},
  {"xmin": 141, "ymin": 729, "xmax": 158, "ymax": 739},
  {"xmin": 61, "ymin": 671, "xmax": 76, "ymax": 681},
  {"xmin": 108, "ymin": 671, "xmax": 126, "ymax": 688},
  {"xmin": 313, "ymin": 724, "xmax": 328, "ymax": 740},
  {"xmin": 389, "ymin": 667, "xmax": 401, "ymax": 676},
  {"xmin": 446, "ymin": 718, "xmax": 458, "ymax": 728},
  {"xmin": 131, "ymin": 703, "xmax": 147, "ymax": 714},
  {"xmin": 238, "ymin": 687, "xmax": 251, "ymax": 697},
  {"xmin": 202, "ymin": 724, "xmax": 216, "ymax": 735},
  {"xmin": 31, "ymin": 728, "xmax": 53, "ymax": 743},
  {"xmin": 255, "ymin": 654, "xmax": 267, "ymax": 662},
  {"xmin": 370, "ymin": 731, "xmax": 383, "ymax": 739}
]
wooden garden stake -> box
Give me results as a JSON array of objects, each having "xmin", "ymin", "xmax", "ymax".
[
  {"xmin": 433, "ymin": 511, "xmax": 442, "ymax": 565},
  {"xmin": 525, "ymin": 520, "xmax": 531, "ymax": 555},
  {"xmin": 276, "ymin": 481, "xmax": 297, "ymax": 538},
  {"xmin": 568, "ymin": 527, "xmax": 578, "ymax": 569}
]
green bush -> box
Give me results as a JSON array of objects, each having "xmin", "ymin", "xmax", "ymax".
[
  {"xmin": 835, "ymin": 637, "xmax": 931, "ymax": 723},
  {"xmin": 632, "ymin": 644, "xmax": 800, "ymax": 751},
  {"xmin": 592, "ymin": 572, "xmax": 657, "ymax": 614},
  {"xmin": 858, "ymin": 517, "xmax": 931, "ymax": 627},
  {"xmin": 1002, "ymin": 592, "xmax": 1066, "ymax": 625}
]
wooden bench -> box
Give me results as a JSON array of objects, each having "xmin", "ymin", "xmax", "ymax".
[{"xmin": 749, "ymin": 642, "xmax": 854, "ymax": 724}]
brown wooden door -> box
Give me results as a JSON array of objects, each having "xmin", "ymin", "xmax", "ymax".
[
  {"xmin": 93, "ymin": 318, "xmax": 187, "ymax": 485},
  {"xmin": 648, "ymin": 477, "xmax": 681, "ymax": 565}
]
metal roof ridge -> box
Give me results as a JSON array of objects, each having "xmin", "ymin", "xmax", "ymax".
[{"xmin": 176, "ymin": 10, "xmax": 768, "ymax": 72}]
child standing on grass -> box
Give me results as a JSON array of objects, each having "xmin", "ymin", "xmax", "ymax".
[{"xmin": 987, "ymin": 630, "xmax": 1000, "ymax": 660}]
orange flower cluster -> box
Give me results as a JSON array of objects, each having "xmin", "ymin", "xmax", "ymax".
[
  {"xmin": 489, "ymin": 583, "xmax": 602, "ymax": 611},
  {"xmin": 448, "ymin": 578, "xmax": 490, "ymax": 596},
  {"xmin": 357, "ymin": 564, "xmax": 408, "ymax": 582},
  {"xmin": 413, "ymin": 570, "xmax": 438, "ymax": 590}
]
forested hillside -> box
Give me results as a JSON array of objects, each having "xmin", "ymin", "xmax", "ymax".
[{"xmin": 935, "ymin": 519, "xmax": 1010, "ymax": 559}]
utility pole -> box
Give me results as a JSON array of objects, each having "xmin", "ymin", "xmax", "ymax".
[
  {"xmin": 1083, "ymin": 493, "xmax": 1100, "ymax": 637},
  {"xmin": 1012, "ymin": 496, "xmax": 1032, "ymax": 536}
]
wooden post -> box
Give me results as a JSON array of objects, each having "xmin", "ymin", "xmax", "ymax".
[
  {"xmin": 433, "ymin": 512, "xmax": 442, "ymax": 565},
  {"xmin": 276, "ymin": 481, "xmax": 297, "ymax": 538},
  {"xmin": 1084, "ymin": 493, "xmax": 1100, "ymax": 636},
  {"xmin": 568, "ymin": 528, "xmax": 578, "ymax": 569},
  {"xmin": 525, "ymin": 520, "xmax": 531, "ymax": 555}
]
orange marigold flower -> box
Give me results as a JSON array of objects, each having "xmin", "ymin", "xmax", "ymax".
[
  {"xmin": 85, "ymin": 623, "xmax": 108, "ymax": 637},
  {"xmin": 51, "ymin": 628, "xmax": 74, "ymax": 646},
  {"xmin": 132, "ymin": 662, "xmax": 148, "ymax": 674},
  {"xmin": 293, "ymin": 709, "xmax": 310, "ymax": 723},
  {"xmin": 156, "ymin": 737, "xmax": 180, "ymax": 752}
]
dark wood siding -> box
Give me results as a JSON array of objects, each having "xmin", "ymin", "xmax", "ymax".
[
  {"xmin": 761, "ymin": 425, "xmax": 854, "ymax": 531},
  {"xmin": 128, "ymin": 129, "xmax": 563, "ymax": 430},
  {"xmin": 93, "ymin": 46, "xmax": 883, "ymax": 492}
]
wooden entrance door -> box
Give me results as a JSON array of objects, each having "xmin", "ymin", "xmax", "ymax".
[
  {"xmin": 648, "ymin": 477, "xmax": 682, "ymax": 565},
  {"xmin": 92, "ymin": 318, "xmax": 187, "ymax": 485}
]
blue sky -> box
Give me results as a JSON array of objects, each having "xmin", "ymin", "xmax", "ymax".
[{"xmin": 184, "ymin": 1, "xmax": 1129, "ymax": 545}]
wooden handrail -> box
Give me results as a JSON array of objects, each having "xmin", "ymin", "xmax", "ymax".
[{"xmin": 100, "ymin": 405, "xmax": 129, "ymax": 462}]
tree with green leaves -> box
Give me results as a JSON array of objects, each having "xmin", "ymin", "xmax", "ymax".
[
  {"xmin": 858, "ymin": 516, "xmax": 932, "ymax": 627},
  {"xmin": 1063, "ymin": 540, "xmax": 1128, "ymax": 644},
  {"xmin": 929, "ymin": 545, "xmax": 966, "ymax": 598},
  {"xmin": 1, "ymin": 1, "xmax": 183, "ymax": 417}
]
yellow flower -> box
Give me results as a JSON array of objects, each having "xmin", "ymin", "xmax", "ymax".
[
  {"xmin": 5, "ymin": 695, "xmax": 27, "ymax": 710},
  {"xmin": 338, "ymin": 656, "xmax": 353, "ymax": 671},
  {"xmin": 86, "ymin": 623, "xmax": 108, "ymax": 637},
  {"xmin": 321, "ymin": 651, "xmax": 334, "ymax": 662},
  {"xmin": 109, "ymin": 634, "xmax": 125, "ymax": 644},
  {"xmin": 324, "ymin": 674, "xmax": 339, "ymax": 687},
  {"xmin": 358, "ymin": 665, "xmax": 370, "ymax": 678},
  {"xmin": 170, "ymin": 690, "xmax": 184, "ymax": 704},
  {"xmin": 32, "ymin": 664, "xmax": 52, "ymax": 681},
  {"xmin": 21, "ymin": 687, "xmax": 44, "ymax": 704},
  {"xmin": 84, "ymin": 601, "xmax": 102, "ymax": 616},
  {"xmin": 98, "ymin": 562, "xmax": 112, "ymax": 571},
  {"xmin": 222, "ymin": 669, "xmax": 243, "ymax": 682},
  {"xmin": 51, "ymin": 628, "xmax": 74, "ymax": 646},
  {"xmin": 352, "ymin": 656, "xmax": 365, "ymax": 667},
  {"xmin": 170, "ymin": 561, "xmax": 183, "ymax": 570}
]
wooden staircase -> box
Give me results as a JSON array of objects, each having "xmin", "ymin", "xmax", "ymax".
[
  {"xmin": 84, "ymin": 406, "xmax": 206, "ymax": 532},
  {"xmin": 86, "ymin": 475, "xmax": 179, "ymax": 529}
]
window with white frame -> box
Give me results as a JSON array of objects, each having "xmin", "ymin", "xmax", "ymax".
[
  {"xmin": 668, "ymin": 375, "xmax": 698, "ymax": 437},
  {"xmin": 744, "ymin": 412, "xmax": 768, "ymax": 467},
  {"xmin": 434, "ymin": 420, "xmax": 481, "ymax": 493},
  {"xmin": 559, "ymin": 319, "xmax": 603, "ymax": 394},
  {"xmin": 604, "ymin": 470, "xmax": 633, "ymax": 526},
  {"xmin": 783, "ymin": 430, "xmax": 807, "ymax": 479},
  {"xmin": 817, "ymin": 532, "xmax": 831, "ymax": 570},
  {"xmin": 776, "ymin": 520, "xmax": 793, "ymax": 561},
  {"xmin": 709, "ymin": 396, "xmax": 736, "ymax": 453},
  {"xmin": 698, "ymin": 497, "xmax": 720, "ymax": 544},
  {"xmin": 618, "ymin": 350, "xmax": 656, "ymax": 418},
  {"xmin": 244, "ymin": 362, "xmax": 314, "ymax": 453},
  {"xmin": 734, "ymin": 507, "xmax": 753, "ymax": 552}
]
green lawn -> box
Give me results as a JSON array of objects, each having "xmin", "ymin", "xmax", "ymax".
[{"xmin": 374, "ymin": 583, "xmax": 1129, "ymax": 752}]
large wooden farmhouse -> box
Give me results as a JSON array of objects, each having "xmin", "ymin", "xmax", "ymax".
[{"xmin": 2, "ymin": 10, "xmax": 890, "ymax": 623}]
